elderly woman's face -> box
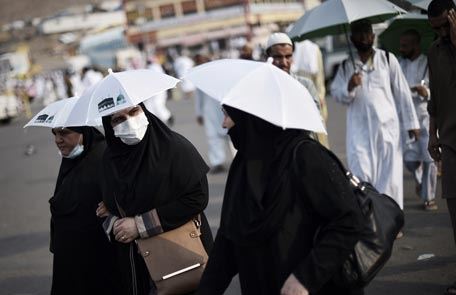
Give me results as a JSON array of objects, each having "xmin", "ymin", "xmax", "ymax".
[
  {"xmin": 110, "ymin": 105, "xmax": 144, "ymax": 127},
  {"xmin": 52, "ymin": 128, "xmax": 82, "ymax": 157}
]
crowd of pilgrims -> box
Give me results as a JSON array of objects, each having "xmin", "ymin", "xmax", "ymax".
[{"xmin": 46, "ymin": 1, "xmax": 456, "ymax": 294}]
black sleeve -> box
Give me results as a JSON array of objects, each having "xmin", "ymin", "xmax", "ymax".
[
  {"xmin": 292, "ymin": 143, "xmax": 364, "ymax": 293},
  {"xmin": 157, "ymin": 176, "xmax": 209, "ymax": 231},
  {"xmin": 197, "ymin": 232, "xmax": 238, "ymax": 295}
]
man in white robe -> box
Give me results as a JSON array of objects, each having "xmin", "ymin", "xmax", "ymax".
[
  {"xmin": 143, "ymin": 57, "xmax": 174, "ymax": 125},
  {"xmin": 331, "ymin": 20, "xmax": 419, "ymax": 210},
  {"xmin": 398, "ymin": 29, "xmax": 438, "ymax": 210},
  {"xmin": 193, "ymin": 54, "xmax": 234, "ymax": 173}
]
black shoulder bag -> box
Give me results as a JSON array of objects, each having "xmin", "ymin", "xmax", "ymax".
[{"xmin": 292, "ymin": 139, "xmax": 404, "ymax": 289}]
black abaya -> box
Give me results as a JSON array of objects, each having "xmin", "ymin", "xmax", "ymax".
[
  {"xmin": 49, "ymin": 127, "xmax": 120, "ymax": 295},
  {"xmin": 101, "ymin": 105, "xmax": 213, "ymax": 295},
  {"xmin": 198, "ymin": 107, "xmax": 364, "ymax": 295}
]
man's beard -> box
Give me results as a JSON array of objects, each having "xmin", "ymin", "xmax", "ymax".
[
  {"xmin": 353, "ymin": 42, "xmax": 373, "ymax": 53},
  {"xmin": 401, "ymin": 50, "xmax": 415, "ymax": 60}
]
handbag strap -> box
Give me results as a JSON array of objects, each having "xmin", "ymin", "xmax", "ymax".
[{"xmin": 292, "ymin": 139, "xmax": 367, "ymax": 193}]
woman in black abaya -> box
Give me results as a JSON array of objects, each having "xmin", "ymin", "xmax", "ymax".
[
  {"xmin": 50, "ymin": 126, "xmax": 119, "ymax": 295},
  {"xmin": 98, "ymin": 104, "xmax": 213, "ymax": 295},
  {"xmin": 197, "ymin": 106, "xmax": 364, "ymax": 295}
]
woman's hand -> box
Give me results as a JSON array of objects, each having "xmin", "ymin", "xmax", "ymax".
[
  {"xmin": 113, "ymin": 217, "xmax": 139, "ymax": 243},
  {"xmin": 96, "ymin": 201, "xmax": 110, "ymax": 218},
  {"xmin": 280, "ymin": 274, "xmax": 309, "ymax": 295}
]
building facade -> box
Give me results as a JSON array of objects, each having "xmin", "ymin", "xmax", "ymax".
[{"xmin": 124, "ymin": 0, "xmax": 321, "ymax": 49}]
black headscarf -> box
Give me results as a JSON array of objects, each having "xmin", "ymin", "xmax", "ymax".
[
  {"xmin": 53, "ymin": 127, "xmax": 104, "ymax": 194},
  {"xmin": 219, "ymin": 106, "xmax": 311, "ymax": 246},
  {"xmin": 101, "ymin": 103, "xmax": 209, "ymax": 216},
  {"xmin": 51, "ymin": 126, "xmax": 105, "ymax": 216}
]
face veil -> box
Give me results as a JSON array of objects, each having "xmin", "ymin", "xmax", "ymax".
[{"xmin": 101, "ymin": 103, "xmax": 209, "ymax": 216}]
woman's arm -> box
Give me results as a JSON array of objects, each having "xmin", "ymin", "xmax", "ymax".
[
  {"xmin": 197, "ymin": 233, "xmax": 238, "ymax": 295},
  {"xmin": 291, "ymin": 143, "xmax": 364, "ymax": 294}
]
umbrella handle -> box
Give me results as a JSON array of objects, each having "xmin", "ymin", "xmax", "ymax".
[{"xmin": 343, "ymin": 25, "xmax": 356, "ymax": 72}]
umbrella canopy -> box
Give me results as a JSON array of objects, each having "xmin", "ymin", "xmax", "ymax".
[
  {"xmin": 24, "ymin": 97, "xmax": 72, "ymax": 128},
  {"xmin": 64, "ymin": 69, "xmax": 180, "ymax": 126},
  {"xmin": 288, "ymin": 0, "xmax": 406, "ymax": 41},
  {"xmin": 184, "ymin": 59, "xmax": 326, "ymax": 133},
  {"xmin": 24, "ymin": 96, "xmax": 102, "ymax": 128},
  {"xmin": 379, "ymin": 13, "xmax": 436, "ymax": 55},
  {"xmin": 413, "ymin": 0, "xmax": 431, "ymax": 11}
]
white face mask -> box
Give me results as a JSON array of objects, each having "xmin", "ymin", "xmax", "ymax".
[
  {"xmin": 59, "ymin": 144, "xmax": 84, "ymax": 159},
  {"xmin": 113, "ymin": 112, "xmax": 149, "ymax": 145}
]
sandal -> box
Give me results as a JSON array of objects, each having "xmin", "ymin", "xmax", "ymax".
[
  {"xmin": 424, "ymin": 200, "xmax": 438, "ymax": 211},
  {"xmin": 444, "ymin": 282, "xmax": 456, "ymax": 295}
]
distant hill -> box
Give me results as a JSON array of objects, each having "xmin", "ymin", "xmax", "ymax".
[{"xmin": 0, "ymin": 0, "xmax": 103, "ymax": 26}]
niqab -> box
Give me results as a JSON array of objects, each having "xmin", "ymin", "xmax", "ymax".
[{"xmin": 220, "ymin": 106, "xmax": 311, "ymax": 246}]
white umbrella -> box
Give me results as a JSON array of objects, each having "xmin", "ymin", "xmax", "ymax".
[
  {"xmin": 288, "ymin": 0, "xmax": 406, "ymax": 40},
  {"xmin": 64, "ymin": 69, "xmax": 180, "ymax": 126},
  {"xmin": 24, "ymin": 97, "xmax": 75, "ymax": 128},
  {"xmin": 24, "ymin": 96, "xmax": 102, "ymax": 128},
  {"xmin": 184, "ymin": 59, "xmax": 326, "ymax": 133}
]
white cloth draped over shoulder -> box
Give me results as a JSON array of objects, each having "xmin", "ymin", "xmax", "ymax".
[{"xmin": 330, "ymin": 48, "xmax": 419, "ymax": 209}]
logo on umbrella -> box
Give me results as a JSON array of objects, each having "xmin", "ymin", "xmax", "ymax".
[
  {"xmin": 45, "ymin": 115, "xmax": 54, "ymax": 123},
  {"xmin": 116, "ymin": 94, "xmax": 126, "ymax": 105},
  {"xmin": 98, "ymin": 97, "xmax": 115, "ymax": 113},
  {"xmin": 35, "ymin": 114, "xmax": 48, "ymax": 123}
]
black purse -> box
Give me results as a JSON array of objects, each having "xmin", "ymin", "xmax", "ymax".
[{"xmin": 293, "ymin": 139, "xmax": 404, "ymax": 288}]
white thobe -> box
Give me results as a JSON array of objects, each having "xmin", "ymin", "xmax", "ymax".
[
  {"xmin": 143, "ymin": 63, "xmax": 171, "ymax": 122},
  {"xmin": 331, "ymin": 48, "xmax": 419, "ymax": 209},
  {"xmin": 195, "ymin": 89, "xmax": 233, "ymax": 167},
  {"xmin": 398, "ymin": 54, "xmax": 433, "ymax": 163},
  {"xmin": 82, "ymin": 70, "xmax": 103, "ymax": 91},
  {"xmin": 174, "ymin": 56, "xmax": 195, "ymax": 93}
]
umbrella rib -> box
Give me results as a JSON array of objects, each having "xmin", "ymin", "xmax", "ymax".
[{"xmin": 81, "ymin": 76, "xmax": 106, "ymax": 126}]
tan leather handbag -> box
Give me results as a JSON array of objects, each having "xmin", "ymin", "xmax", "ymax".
[{"xmin": 136, "ymin": 216, "xmax": 208, "ymax": 295}]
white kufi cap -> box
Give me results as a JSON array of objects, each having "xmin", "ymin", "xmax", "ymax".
[{"xmin": 266, "ymin": 33, "xmax": 293, "ymax": 50}]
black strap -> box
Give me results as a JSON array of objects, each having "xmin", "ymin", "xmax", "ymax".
[{"xmin": 292, "ymin": 139, "xmax": 366, "ymax": 193}]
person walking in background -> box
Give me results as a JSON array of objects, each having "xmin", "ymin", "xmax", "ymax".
[
  {"xmin": 398, "ymin": 29, "xmax": 438, "ymax": 211},
  {"xmin": 174, "ymin": 49, "xmax": 196, "ymax": 99},
  {"xmin": 426, "ymin": 1, "xmax": 456, "ymax": 294},
  {"xmin": 265, "ymin": 33, "xmax": 328, "ymax": 148},
  {"xmin": 293, "ymin": 39, "xmax": 329, "ymax": 147},
  {"xmin": 331, "ymin": 20, "xmax": 419, "ymax": 223},
  {"xmin": 330, "ymin": 19, "xmax": 419, "ymax": 215},
  {"xmin": 143, "ymin": 56, "xmax": 175, "ymax": 126},
  {"xmin": 239, "ymin": 44, "xmax": 255, "ymax": 60},
  {"xmin": 50, "ymin": 126, "xmax": 119, "ymax": 295},
  {"xmin": 81, "ymin": 66, "xmax": 103, "ymax": 91},
  {"xmin": 194, "ymin": 53, "xmax": 234, "ymax": 174}
]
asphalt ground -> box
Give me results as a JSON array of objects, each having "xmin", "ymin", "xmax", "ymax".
[{"xmin": 0, "ymin": 95, "xmax": 454, "ymax": 295}]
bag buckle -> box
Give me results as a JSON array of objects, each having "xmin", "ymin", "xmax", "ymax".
[
  {"xmin": 193, "ymin": 217, "xmax": 201, "ymax": 228},
  {"xmin": 346, "ymin": 172, "xmax": 366, "ymax": 192}
]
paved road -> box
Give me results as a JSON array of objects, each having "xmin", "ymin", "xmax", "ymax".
[{"xmin": 0, "ymin": 95, "xmax": 454, "ymax": 295}]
